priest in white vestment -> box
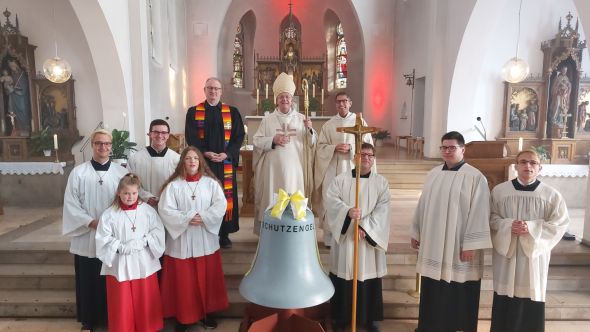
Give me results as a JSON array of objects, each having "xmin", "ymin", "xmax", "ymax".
[
  {"xmin": 127, "ymin": 119, "xmax": 179, "ymax": 207},
  {"xmin": 490, "ymin": 149, "xmax": 569, "ymax": 332},
  {"xmin": 314, "ymin": 91, "xmax": 373, "ymax": 247},
  {"xmin": 411, "ymin": 131, "xmax": 492, "ymax": 332},
  {"xmin": 95, "ymin": 173, "xmax": 166, "ymax": 332},
  {"xmin": 62, "ymin": 129, "xmax": 127, "ymax": 331},
  {"xmin": 326, "ymin": 143, "xmax": 390, "ymax": 332},
  {"xmin": 158, "ymin": 146, "xmax": 229, "ymax": 331},
  {"xmin": 253, "ymin": 72, "xmax": 316, "ymax": 234}
]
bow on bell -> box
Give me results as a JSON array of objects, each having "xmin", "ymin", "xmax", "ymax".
[{"xmin": 270, "ymin": 189, "xmax": 308, "ymax": 220}]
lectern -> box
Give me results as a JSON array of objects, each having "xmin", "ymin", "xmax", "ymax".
[{"xmin": 464, "ymin": 141, "xmax": 513, "ymax": 190}]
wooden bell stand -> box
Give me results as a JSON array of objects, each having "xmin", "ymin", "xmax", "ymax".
[{"xmin": 239, "ymin": 303, "xmax": 331, "ymax": 332}]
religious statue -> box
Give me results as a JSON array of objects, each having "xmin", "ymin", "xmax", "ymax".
[
  {"xmin": 509, "ymin": 103, "xmax": 520, "ymax": 131},
  {"xmin": 526, "ymin": 99, "xmax": 538, "ymax": 131},
  {"xmin": 2, "ymin": 58, "xmax": 31, "ymax": 136},
  {"xmin": 283, "ymin": 44, "xmax": 298, "ymax": 75},
  {"xmin": 549, "ymin": 66, "xmax": 572, "ymax": 135},
  {"xmin": 577, "ymin": 100, "xmax": 589, "ymax": 132},
  {"xmin": 6, "ymin": 111, "xmax": 16, "ymax": 136},
  {"xmin": 518, "ymin": 110, "xmax": 528, "ymax": 131}
]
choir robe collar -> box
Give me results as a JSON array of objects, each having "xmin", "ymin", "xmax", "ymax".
[
  {"xmin": 146, "ymin": 146, "xmax": 168, "ymax": 157},
  {"xmin": 91, "ymin": 158, "xmax": 111, "ymax": 171},
  {"xmin": 119, "ymin": 199, "xmax": 139, "ymax": 210},
  {"xmin": 185, "ymin": 173, "xmax": 202, "ymax": 182},
  {"xmin": 206, "ymin": 100, "xmax": 222, "ymax": 108},
  {"xmin": 351, "ymin": 169, "xmax": 371, "ymax": 178},
  {"xmin": 511, "ymin": 178, "xmax": 541, "ymax": 191},
  {"xmin": 442, "ymin": 159, "xmax": 465, "ymax": 171}
]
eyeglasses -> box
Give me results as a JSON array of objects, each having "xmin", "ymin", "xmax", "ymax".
[
  {"xmin": 205, "ymin": 86, "xmax": 222, "ymax": 91},
  {"xmin": 93, "ymin": 141, "xmax": 112, "ymax": 147},
  {"xmin": 517, "ymin": 159, "xmax": 540, "ymax": 166},
  {"xmin": 336, "ymin": 99, "xmax": 350, "ymax": 104},
  {"xmin": 439, "ymin": 145, "xmax": 462, "ymax": 152},
  {"xmin": 360, "ymin": 153, "xmax": 375, "ymax": 159},
  {"xmin": 150, "ymin": 130, "xmax": 169, "ymax": 135}
]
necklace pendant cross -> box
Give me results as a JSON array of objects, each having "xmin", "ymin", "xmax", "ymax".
[
  {"xmin": 131, "ymin": 225, "xmax": 136, "ymax": 232},
  {"xmin": 99, "ymin": 179, "xmax": 103, "ymax": 185},
  {"xmin": 191, "ymin": 195, "xmax": 196, "ymax": 200}
]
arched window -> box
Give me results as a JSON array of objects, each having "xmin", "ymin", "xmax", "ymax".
[
  {"xmin": 335, "ymin": 23, "xmax": 347, "ymax": 88},
  {"xmin": 232, "ymin": 23, "xmax": 244, "ymax": 88}
]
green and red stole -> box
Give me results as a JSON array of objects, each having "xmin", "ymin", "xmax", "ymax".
[{"xmin": 195, "ymin": 102, "xmax": 234, "ymax": 222}]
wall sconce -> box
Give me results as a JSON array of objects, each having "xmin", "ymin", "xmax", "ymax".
[{"xmin": 403, "ymin": 69, "xmax": 416, "ymax": 135}]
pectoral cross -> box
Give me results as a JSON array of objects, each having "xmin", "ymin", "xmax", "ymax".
[
  {"xmin": 98, "ymin": 179, "xmax": 103, "ymax": 185},
  {"xmin": 131, "ymin": 225, "xmax": 136, "ymax": 232},
  {"xmin": 191, "ymin": 194, "xmax": 196, "ymax": 200},
  {"xmin": 336, "ymin": 112, "xmax": 378, "ymax": 332}
]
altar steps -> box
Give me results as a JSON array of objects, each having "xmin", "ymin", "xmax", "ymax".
[{"xmin": 1, "ymin": 242, "xmax": 590, "ymax": 319}]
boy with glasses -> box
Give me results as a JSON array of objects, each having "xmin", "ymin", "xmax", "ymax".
[
  {"xmin": 128, "ymin": 119, "xmax": 180, "ymax": 208},
  {"xmin": 489, "ymin": 149, "xmax": 569, "ymax": 331},
  {"xmin": 62, "ymin": 129, "xmax": 128, "ymax": 331},
  {"xmin": 411, "ymin": 131, "xmax": 492, "ymax": 332}
]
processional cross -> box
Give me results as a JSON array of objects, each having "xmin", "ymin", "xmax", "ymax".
[{"xmin": 336, "ymin": 113, "xmax": 378, "ymax": 332}]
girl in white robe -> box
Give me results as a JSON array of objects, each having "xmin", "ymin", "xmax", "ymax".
[
  {"xmin": 96, "ymin": 173, "xmax": 165, "ymax": 332},
  {"xmin": 158, "ymin": 146, "xmax": 229, "ymax": 331}
]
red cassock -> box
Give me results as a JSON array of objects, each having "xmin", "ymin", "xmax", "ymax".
[
  {"xmin": 106, "ymin": 273, "xmax": 163, "ymax": 332},
  {"xmin": 160, "ymin": 251, "xmax": 229, "ymax": 324}
]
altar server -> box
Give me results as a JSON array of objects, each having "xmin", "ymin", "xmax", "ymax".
[
  {"xmin": 325, "ymin": 143, "xmax": 390, "ymax": 332},
  {"xmin": 490, "ymin": 149, "xmax": 569, "ymax": 332},
  {"xmin": 96, "ymin": 173, "xmax": 165, "ymax": 332},
  {"xmin": 62, "ymin": 129, "xmax": 127, "ymax": 331},
  {"xmin": 411, "ymin": 131, "xmax": 492, "ymax": 332},
  {"xmin": 158, "ymin": 146, "xmax": 229, "ymax": 331},
  {"xmin": 127, "ymin": 119, "xmax": 179, "ymax": 208}
]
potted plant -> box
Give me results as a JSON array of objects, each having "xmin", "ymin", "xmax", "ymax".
[
  {"xmin": 309, "ymin": 97, "xmax": 320, "ymax": 116},
  {"xmin": 261, "ymin": 98, "xmax": 274, "ymax": 114},
  {"xmin": 110, "ymin": 129, "xmax": 137, "ymax": 164},
  {"xmin": 530, "ymin": 145, "xmax": 550, "ymax": 162},
  {"xmin": 30, "ymin": 127, "xmax": 54, "ymax": 157},
  {"xmin": 372, "ymin": 130, "xmax": 391, "ymax": 147}
]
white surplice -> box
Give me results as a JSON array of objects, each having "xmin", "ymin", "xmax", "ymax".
[
  {"xmin": 127, "ymin": 147, "xmax": 180, "ymax": 201},
  {"xmin": 411, "ymin": 163, "xmax": 492, "ymax": 282},
  {"xmin": 253, "ymin": 108, "xmax": 316, "ymax": 233},
  {"xmin": 62, "ymin": 161, "xmax": 128, "ymax": 258},
  {"xmin": 325, "ymin": 171, "xmax": 390, "ymax": 281},
  {"xmin": 314, "ymin": 112, "xmax": 374, "ymax": 239},
  {"xmin": 158, "ymin": 176, "xmax": 227, "ymax": 259},
  {"xmin": 95, "ymin": 203, "xmax": 165, "ymax": 282},
  {"xmin": 490, "ymin": 180, "xmax": 569, "ymax": 302}
]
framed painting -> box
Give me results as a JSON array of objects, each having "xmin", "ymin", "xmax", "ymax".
[
  {"xmin": 503, "ymin": 80, "xmax": 545, "ymax": 138},
  {"xmin": 33, "ymin": 78, "xmax": 76, "ymax": 136}
]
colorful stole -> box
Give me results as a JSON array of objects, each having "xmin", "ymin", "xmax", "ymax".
[{"xmin": 195, "ymin": 103, "xmax": 234, "ymax": 222}]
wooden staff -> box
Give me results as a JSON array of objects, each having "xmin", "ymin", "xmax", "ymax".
[
  {"xmin": 302, "ymin": 78, "xmax": 311, "ymax": 198},
  {"xmin": 336, "ymin": 114, "xmax": 378, "ymax": 332}
]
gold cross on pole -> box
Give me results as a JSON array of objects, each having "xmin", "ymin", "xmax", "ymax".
[{"xmin": 336, "ymin": 112, "xmax": 378, "ymax": 332}]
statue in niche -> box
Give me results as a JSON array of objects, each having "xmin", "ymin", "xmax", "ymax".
[
  {"xmin": 283, "ymin": 43, "xmax": 298, "ymax": 75},
  {"xmin": 526, "ymin": 98, "xmax": 538, "ymax": 131},
  {"xmin": 518, "ymin": 109, "xmax": 528, "ymax": 131},
  {"xmin": 509, "ymin": 103, "xmax": 520, "ymax": 131},
  {"xmin": 548, "ymin": 66, "xmax": 572, "ymax": 130},
  {"xmin": 1, "ymin": 57, "xmax": 31, "ymax": 136},
  {"xmin": 577, "ymin": 100, "xmax": 589, "ymax": 132}
]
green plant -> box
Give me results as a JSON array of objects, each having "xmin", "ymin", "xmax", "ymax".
[
  {"xmin": 530, "ymin": 145, "xmax": 549, "ymax": 161},
  {"xmin": 372, "ymin": 130, "xmax": 391, "ymax": 140},
  {"xmin": 309, "ymin": 97, "xmax": 320, "ymax": 113},
  {"xmin": 110, "ymin": 129, "xmax": 137, "ymax": 160},
  {"xmin": 261, "ymin": 98, "xmax": 274, "ymax": 113},
  {"xmin": 30, "ymin": 127, "xmax": 54, "ymax": 153}
]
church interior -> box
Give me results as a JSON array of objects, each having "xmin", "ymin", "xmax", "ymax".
[{"xmin": 1, "ymin": 0, "xmax": 590, "ymax": 331}]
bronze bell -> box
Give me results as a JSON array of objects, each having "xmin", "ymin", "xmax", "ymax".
[{"xmin": 239, "ymin": 205, "xmax": 334, "ymax": 309}]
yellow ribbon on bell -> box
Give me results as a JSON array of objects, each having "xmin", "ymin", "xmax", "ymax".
[{"xmin": 270, "ymin": 189, "xmax": 307, "ymax": 220}]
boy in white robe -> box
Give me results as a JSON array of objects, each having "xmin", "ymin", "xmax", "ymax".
[
  {"xmin": 325, "ymin": 143, "xmax": 390, "ymax": 332},
  {"xmin": 490, "ymin": 149, "xmax": 569, "ymax": 332},
  {"xmin": 158, "ymin": 146, "xmax": 229, "ymax": 331},
  {"xmin": 62, "ymin": 129, "xmax": 127, "ymax": 331},
  {"xmin": 127, "ymin": 119, "xmax": 179, "ymax": 208},
  {"xmin": 411, "ymin": 131, "xmax": 492, "ymax": 332},
  {"xmin": 314, "ymin": 91, "xmax": 373, "ymax": 247},
  {"xmin": 253, "ymin": 72, "xmax": 316, "ymax": 234},
  {"xmin": 96, "ymin": 173, "xmax": 166, "ymax": 332}
]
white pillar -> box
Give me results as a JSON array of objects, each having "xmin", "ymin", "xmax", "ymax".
[{"xmin": 582, "ymin": 160, "xmax": 590, "ymax": 247}]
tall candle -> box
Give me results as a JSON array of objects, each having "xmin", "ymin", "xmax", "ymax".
[
  {"xmin": 312, "ymin": 84, "xmax": 316, "ymax": 98},
  {"xmin": 256, "ymin": 88, "xmax": 259, "ymax": 105},
  {"xmin": 244, "ymin": 125, "xmax": 248, "ymax": 134},
  {"xmin": 321, "ymin": 88, "xmax": 324, "ymax": 105},
  {"xmin": 518, "ymin": 137, "xmax": 523, "ymax": 152},
  {"xmin": 265, "ymin": 84, "xmax": 269, "ymax": 99},
  {"xmin": 53, "ymin": 134, "xmax": 59, "ymax": 150}
]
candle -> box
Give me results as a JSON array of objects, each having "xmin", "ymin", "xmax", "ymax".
[
  {"xmin": 274, "ymin": 93, "xmax": 276, "ymax": 103},
  {"xmin": 265, "ymin": 84, "xmax": 269, "ymax": 99},
  {"xmin": 244, "ymin": 125, "xmax": 248, "ymax": 134},
  {"xmin": 256, "ymin": 88, "xmax": 259, "ymax": 105},
  {"xmin": 53, "ymin": 134, "xmax": 59, "ymax": 150},
  {"xmin": 321, "ymin": 88, "xmax": 324, "ymax": 105},
  {"xmin": 518, "ymin": 137, "xmax": 523, "ymax": 152},
  {"xmin": 312, "ymin": 84, "xmax": 316, "ymax": 98}
]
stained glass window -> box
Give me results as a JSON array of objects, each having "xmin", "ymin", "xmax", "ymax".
[
  {"xmin": 232, "ymin": 23, "xmax": 244, "ymax": 88},
  {"xmin": 336, "ymin": 23, "xmax": 347, "ymax": 88}
]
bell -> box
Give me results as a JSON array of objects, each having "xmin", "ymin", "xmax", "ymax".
[{"xmin": 239, "ymin": 205, "xmax": 335, "ymax": 309}]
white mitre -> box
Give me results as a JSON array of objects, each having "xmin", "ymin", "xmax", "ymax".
[{"xmin": 273, "ymin": 72, "xmax": 296, "ymax": 96}]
